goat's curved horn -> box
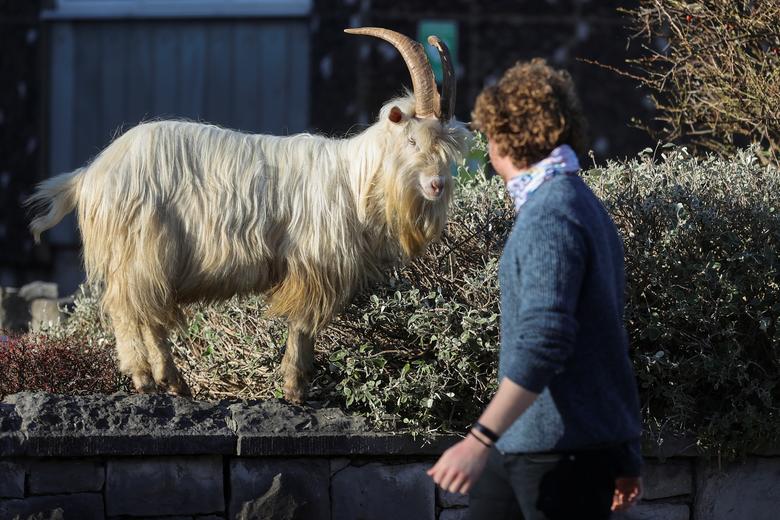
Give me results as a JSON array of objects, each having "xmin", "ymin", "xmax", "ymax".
[
  {"xmin": 427, "ymin": 35, "xmax": 456, "ymax": 121},
  {"xmin": 345, "ymin": 27, "xmax": 440, "ymax": 119}
]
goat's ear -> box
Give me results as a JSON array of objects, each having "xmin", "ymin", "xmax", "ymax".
[{"xmin": 388, "ymin": 106, "xmax": 403, "ymax": 124}]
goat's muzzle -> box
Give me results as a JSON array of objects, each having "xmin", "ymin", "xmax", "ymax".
[{"xmin": 422, "ymin": 176, "xmax": 446, "ymax": 200}]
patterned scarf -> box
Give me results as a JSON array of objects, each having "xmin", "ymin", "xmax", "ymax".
[{"xmin": 505, "ymin": 144, "xmax": 580, "ymax": 213}]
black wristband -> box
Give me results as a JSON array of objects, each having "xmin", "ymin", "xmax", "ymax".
[
  {"xmin": 472, "ymin": 421, "xmax": 500, "ymax": 443},
  {"xmin": 468, "ymin": 431, "xmax": 492, "ymax": 448}
]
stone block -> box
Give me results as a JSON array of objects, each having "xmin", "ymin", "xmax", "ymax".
[
  {"xmin": 236, "ymin": 433, "xmax": 458, "ymax": 457},
  {"xmin": 229, "ymin": 458, "xmax": 329, "ymax": 520},
  {"xmin": 21, "ymin": 507, "xmax": 65, "ymax": 520},
  {"xmin": 331, "ymin": 463, "xmax": 435, "ymax": 520},
  {"xmin": 228, "ymin": 400, "xmax": 458, "ymax": 456},
  {"xmin": 329, "ymin": 458, "xmax": 350, "ymax": 475},
  {"xmin": 0, "ymin": 461, "xmax": 24, "ymax": 498},
  {"xmin": 1, "ymin": 392, "xmax": 462, "ymax": 458},
  {"xmin": 3, "ymin": 392, "xmax": 236, "ymax": 456},
  {"xmin": 19, "ymin": 509, "xmax": 65, "ymax": 520},
  {"xmin": 115, "ymin": 517, "xmax": 193, "ymax": 520},
  {"xmin": 641, "ymin": 459, "xmax": 693, "ymax": 499},
  {"xmin": 29, "ymin": 299, "xmax": 61, "ymax": 331},
  {"xmin": 0, "ymin": 493, "xmax": 103, "ymax": 520},
  {"xmin": 439, "ymin": 509, "xmax": 469, "ymax": 520},
  {"xmin": 612, "ymin": 503, "xmax": 690, "ymax": 520},
  {"xmin": 106, "ymin": 456, "xmax": 224, "ymax": 516},
  {"xmin": 0, "ymin": 402, "xmax": 24, "ymax": 456},
  {"xmin": 695, "ymin": 457, "xmax": 780, "ymax": 520},
  {"xmin": 438, "ymin": 489, "xmax": 468, "ymax": 508},
  {"xmin": 111, "ymin": 517, "xmax": 192, "ymax": 520},
  {"xmin": 18, "ymin": 283, "xmax": 58, "ymax": 302},
  {"xmin": 28, "ymin": 460, "xmax": 104, "ymax": 494},
  {"xmin": 0, "ymin": 288, "xmax": 30, "ymax": 332}
]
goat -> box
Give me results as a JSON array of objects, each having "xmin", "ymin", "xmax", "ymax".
[{"xmin": 27, "ymin": 28, "xmax": 468, "ymax": 403}]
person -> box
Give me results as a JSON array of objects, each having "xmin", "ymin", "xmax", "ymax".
[{"xmin": 427, "ymin": 59, "xmax": 644, "ymax": 519}]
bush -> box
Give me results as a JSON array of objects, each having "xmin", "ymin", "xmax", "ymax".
[
  {"xmin": 624, "ymin": 0, "xmax": 780, "ymax": 163},
  {"xmin": 18, "ymin": 139, "xmax": 780, "ymax": 456},
  {"xmin": 592, "ymin": 145, "xmax": 780, "ymax": 456},
  {"xmin": 0, "ymin": 333, "xmax": 125, "ymax": 398}
]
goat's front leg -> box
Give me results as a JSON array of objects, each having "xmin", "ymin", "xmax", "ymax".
[
  {"xmin": 142, "ymin": 323, "xmax": 191, "ymax": 397},
  {"xmin": 110, "ymin": 311, "xmax": 156, "ymax": 394},
  {"xmin": 281, "ymin": 324, "xmax": 315, "ymax": 404}
]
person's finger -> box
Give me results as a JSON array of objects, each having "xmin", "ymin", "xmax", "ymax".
[
  {"xmin": 447, "ymin": 473, "xmax": 466, "ymax": 494},
  {"xmin": 456, "ymin": 477, "xmax": 471, "ymax": 495},
  {"xmin": 611, "ymin": 491, "xmax": 621, "ymax": 511},
  {"xmin": 428, "ymin": 464, "xmax": 445, "ymax": 484},
  {"xmin": 615, "ymin": 488, "xmax": 630, "ymax": 511},
  {"xmin": 438, "ymin": 467, "xmax": 459, "ymax": 491},
  {"xmin": 428, "ymin": 457, "xmax": 445, "ymax": 478}
]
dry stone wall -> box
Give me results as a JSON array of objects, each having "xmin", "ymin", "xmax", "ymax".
[{"xmin": 1, "ymin": 392, "xmax": 778, "ymax": 520}]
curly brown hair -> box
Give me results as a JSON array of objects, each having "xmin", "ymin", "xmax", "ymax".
[{"xmin": 472, "ymin": 59, "xmax": 588, "ymax": 169}]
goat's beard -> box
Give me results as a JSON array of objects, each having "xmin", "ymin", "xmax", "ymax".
[{"xmin": 381, "ymin": 171, "xmax": 451, "ymax": 259}]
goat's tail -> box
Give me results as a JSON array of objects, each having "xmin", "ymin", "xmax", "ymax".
[{"xmin": 26, "ymin": 168, "xmax": 85, "ymax": 242}]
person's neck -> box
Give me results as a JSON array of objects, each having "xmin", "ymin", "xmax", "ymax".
[
  {"xmin": 502, "ymin": 144, "xmax": 581, "ymax": 213},
  {"xmin": 499, "ymin": 164, "xmax": 526, "ymax": 186}
]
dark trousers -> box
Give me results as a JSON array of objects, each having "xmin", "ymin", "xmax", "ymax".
[{"xmin": 468, "ymin": 447, "xmax": 617, "ymax": 520}]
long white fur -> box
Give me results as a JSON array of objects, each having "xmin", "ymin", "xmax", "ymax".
[{"xmin": 27, "ymin": 94, "xmax": 469, "ymax": 399}]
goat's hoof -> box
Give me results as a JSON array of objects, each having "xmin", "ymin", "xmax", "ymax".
[
  {"xmin": 167, "ymin": 383, "xmax": 193, "ymax": 398},
  {"xmin": 283, "ymin": 387, "xmax": 307, "ymax": 405},
  {"xmin": 132, "ymin": 375, "xmax": 157, "ymax": 394},
  {"xmin": 157, "ymin": 376, "xmax": 192, "ymax": 398}
]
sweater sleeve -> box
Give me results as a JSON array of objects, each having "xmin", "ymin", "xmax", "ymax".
[
  {"xmin": 617, "ymin": 437, "xmax": 643, "ymax": 477},
  {"xmin": 501, "ymin": 209, "xmax": 586, "ymax": 393}
]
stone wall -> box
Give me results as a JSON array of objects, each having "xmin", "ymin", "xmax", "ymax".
[{"xmin": 1, "ymin": 393, "xmax": 778, "ymax": 520}]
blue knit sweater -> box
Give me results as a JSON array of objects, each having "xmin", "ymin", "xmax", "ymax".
[{"xmin": 496, "ymin": 173, "xmax": 643, "ymax": 476}]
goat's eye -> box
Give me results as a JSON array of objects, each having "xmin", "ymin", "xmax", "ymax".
[{"xmin": 408, "ymin": 137, "xmax": 416, "ymax": 147}]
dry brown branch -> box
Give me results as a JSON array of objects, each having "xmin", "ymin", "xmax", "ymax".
[{"xmin": 617, "ymin": 0, "xmax": 780, "ymax": 164}]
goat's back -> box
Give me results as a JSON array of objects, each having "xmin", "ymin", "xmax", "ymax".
[{"xmin": 76, "ymin": 121, "xmax": 364, "ymax": 325}]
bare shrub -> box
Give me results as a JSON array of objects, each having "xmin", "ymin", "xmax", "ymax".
[
  {"xmin": 0, "ymin": 332, "xmax": 125, "ymax": 398},
  {"xmin": 623, "ymin": 0, "xmax": 780, "ymax": 163}
]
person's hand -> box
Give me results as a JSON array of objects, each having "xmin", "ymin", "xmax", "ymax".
[
  {"xmin": 427, "ymin": 434, "xmax": 490, "ymax": 494},
  {"xmin": 611, "ymin": 476, "xmax": 643, "ymax": 511}
]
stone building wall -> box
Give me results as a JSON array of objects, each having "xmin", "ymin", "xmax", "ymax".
[{"xmin": 1, "ymin": 393, "xmax": 778, "ymax": 520}]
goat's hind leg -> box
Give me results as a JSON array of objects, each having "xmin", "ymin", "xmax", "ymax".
[
  {"xmin": 110, "ymin": 312, "xmax": 156, "ymax": 393},
  {"xmin": 142, "ymin": 323, "xmax": 191, "ymax": 397},
  {"xmin": 281, "ymin": 324, "xmax": 315, "ymax": 404}
]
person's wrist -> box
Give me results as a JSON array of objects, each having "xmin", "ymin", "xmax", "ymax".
[
  {"xmin": 472, "ymin": 421, "xmax": 501, "ymax": 443},
  {"xmin": 466, "ymin": 430, "xmax": 492, "ymax": 450}
]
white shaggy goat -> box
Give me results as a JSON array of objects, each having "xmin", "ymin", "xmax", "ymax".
[{"xmin": 27, "ymin": 28, "xmax": 467, "ymax": 402}]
